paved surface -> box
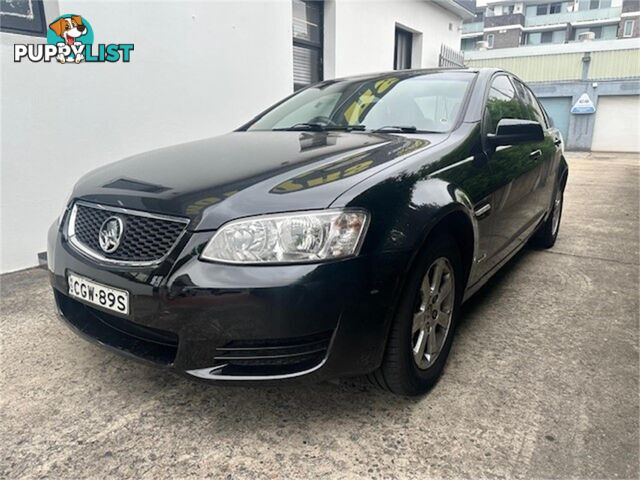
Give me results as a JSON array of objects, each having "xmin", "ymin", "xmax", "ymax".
[{"xmin": 1, "ymin": 152, "xmax": 638, "ymax": 479}]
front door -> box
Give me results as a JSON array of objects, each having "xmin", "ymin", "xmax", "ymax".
[{"xmin": 480, "ymin": 74, "xmax": 552, "ymax": 271}]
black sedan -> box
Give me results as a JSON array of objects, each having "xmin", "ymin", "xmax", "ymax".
[{"xmin": 48, "ymin": 68, "xmax": 568, "ymax": 395}]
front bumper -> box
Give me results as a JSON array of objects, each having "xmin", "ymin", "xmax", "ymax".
[{"xmin": 48, "ymin": 220, "xmax": 411, "ymax": 383}]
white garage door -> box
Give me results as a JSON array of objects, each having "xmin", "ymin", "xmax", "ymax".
[{"xmin": 591, "ymin": 95, "xmax": 640, "ymax": 153}]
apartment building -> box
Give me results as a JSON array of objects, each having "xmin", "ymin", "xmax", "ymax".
[{"xmin": 462, "ymin": 0, "xmax": 640, "ymax": 50}]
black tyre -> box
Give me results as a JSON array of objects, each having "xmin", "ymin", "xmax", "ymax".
[
  {"xmin": 369, "ymin": 233, "xmax": 464, "ymax": 396},
  {"xmin": 531, "ymin": 181, "xmax": 564, "ymax": 249}
]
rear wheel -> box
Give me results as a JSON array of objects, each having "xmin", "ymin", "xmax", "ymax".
[
  {"xmin": 369, "ymin": 233, "xmax": 464, "ymax": 396},
  {"xmin": 532, "ymin": 180, "xmax": 564, "ymax": 249}
]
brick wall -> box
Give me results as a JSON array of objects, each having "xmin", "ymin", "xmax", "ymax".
[
  {"xmin": 618, "ymin": 15, "xmax": 640, "ymax": 38},
  {"xmin": 622, "ymin": 0, "xmax": 640, "ymax": 14},
  {"xmin": 485, "ymin": 28, "xmax": 523, "ymax": 48},
  {"xmin": 484, "ymin": 13, "xmax": 524, "ymax": 28}
]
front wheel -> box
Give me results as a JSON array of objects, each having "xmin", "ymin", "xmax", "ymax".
[{"xmin": 369, "ymin": 233, "xmax": 464, "ymax": 396}]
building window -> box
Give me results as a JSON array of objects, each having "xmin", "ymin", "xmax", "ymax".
[
  {"xmin": 461, "ymin": 37, "xmax": 477, "ymax": 51},
  {"xmin": 573, "ymin": 24, "xmax": 616, "ymax": 40},
  {"xmin": 292, "ymin": 0, "xmax": 323, "ymax": 91},
  {"xmin": 527, "ymin": 32, "xmax": 541, "ymax": 44},
  {"xmin": 575, "ymin": 26, "xmax": 600, "ymax": 39},
  {"xmin": 526, "ymin": 29, "xmax": 565, "ymax": 45},
  {"xmin": 579, "ymin": 0, "xmax": 611, "ymax": 10},
  {"xmin": 552, "ymin": 29, "xmax": 566, "ymax": 43},
  {"xmin": 602, "ymin": 24, "xmax": 618, "ymax": 39},
  {"xmin": 549, "ymin": 3, "xmax": 563, "ymax": 14},
  {"xmin": 394, "ymin": 27, "xmax": 413, "ymax": 70},
  {"xmin": 0, "ymin": 0, "xmax": 47, "ymax": 36},
  {"xmin": 623, "ymin": 19, "xmax": 635, "ymax": 37},
  {"xmin": 486, "ymin": 33, "xmax": 495, "ymax": 48},
  {"xmin": 532, "ymin": 3, "xmax": 564, "ymax": 16}
]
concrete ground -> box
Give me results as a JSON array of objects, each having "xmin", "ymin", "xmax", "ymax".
[{"xmin": 1, "ymin": 152, "xmax": 638, "ymax": 479}]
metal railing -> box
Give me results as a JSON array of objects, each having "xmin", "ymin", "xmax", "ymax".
[
  {"xmin": 439, "ymin": 44, "xmax": 465, "ymax": 68},
  {"xmin": 462, "ymin": 22, "xmax": 483, "ymax": 34},
  {"xmin": 524, "ymin": 6, "xmax": 622, "ymax": 27}
]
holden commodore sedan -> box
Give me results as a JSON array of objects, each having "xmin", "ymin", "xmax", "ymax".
[{"xmin": 48, "ymin": 68, "xmax": 567, "ymax": 395}]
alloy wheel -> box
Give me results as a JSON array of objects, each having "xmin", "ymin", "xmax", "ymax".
[{"xmin": 411, "ymin": 257, "xmax": 455, "ymax": 370}]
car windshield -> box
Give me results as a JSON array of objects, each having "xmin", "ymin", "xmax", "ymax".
[{"xmin": 246, "ymin": 72, "xmax": 474, "ymax": 133}]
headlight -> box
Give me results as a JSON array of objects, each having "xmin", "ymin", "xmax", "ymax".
[{"xmin": 201, "ymin": 209, "xmax": 369, "ymax": 264}]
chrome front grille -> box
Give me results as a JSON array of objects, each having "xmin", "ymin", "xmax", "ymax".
[{"xmin": 68, "ymin": 201, "xmax": 189, "ymax": 265}]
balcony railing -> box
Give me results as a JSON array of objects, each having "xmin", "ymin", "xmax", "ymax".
[
  {"xmin": 524, "ymin": 6, "xmax": 622, "ymax": 27},
  {"xmin": 462, "ymin": 22, "xmax": 483, "ymax": 34}
]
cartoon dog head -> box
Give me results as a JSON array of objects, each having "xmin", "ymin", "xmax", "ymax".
[{"xmin": 49, "ymin": 16, "xmax": 87, "ymax": 45}]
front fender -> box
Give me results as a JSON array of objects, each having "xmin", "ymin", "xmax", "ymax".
[
  {"xmin": 339, "ymin": 175, "xmax": 478, "ymax": 257},
  {"xmin": 408, "ymin": 179, "xmax": 479, "ymax": 254}
]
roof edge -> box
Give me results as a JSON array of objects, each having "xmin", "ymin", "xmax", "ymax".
[{"xmin": 432, "ymin": 0, "xmax": 477, "ymax": 20}]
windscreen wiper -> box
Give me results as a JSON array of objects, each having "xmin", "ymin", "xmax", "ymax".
[
  {"xmin": 273, "ymin": 123, "xmax": 327, "ymax": 131},
  {"xmin": 372, "ymin": 125, "xmax": 419, "ymax": 133},
  {"xmin": 325, "ymin": 125, "xmax": 366, "ymax": 131},
  {"xmin": 273, "ymin": 123, "xmax": 367, "ymax": 132}
]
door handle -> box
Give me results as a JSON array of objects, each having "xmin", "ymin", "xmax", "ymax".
[{"xmin": 530, "ymin": 149, "xmax": 542, "ymax": 158}]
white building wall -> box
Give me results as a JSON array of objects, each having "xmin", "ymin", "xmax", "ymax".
[
  {"xmin": 1, "ymin": 1, "xmax": 293, "ymax": 272},
  {"xmin": 324, "ymin": 0, "xmax": 463, "ymax": 78}
]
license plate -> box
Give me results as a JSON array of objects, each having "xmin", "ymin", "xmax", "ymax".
[{"xmin": 67, "ymin": 273, "xmax": 129, "ymax": 315}]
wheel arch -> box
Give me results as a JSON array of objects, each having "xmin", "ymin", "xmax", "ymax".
[
  {"xmin": 559, "ymin": 156, "xmax": 569, "ymax": 191},
  {"xmin": 410, "ymin": 206, "xmax": 476, "ymax": 291},
  {"xmin": 435, "ymin": 210, "xmax": 474, "ymax": 286},
  {"xmin": 369, "ymin": 203, "xmax": 478, "ymax": 387}
]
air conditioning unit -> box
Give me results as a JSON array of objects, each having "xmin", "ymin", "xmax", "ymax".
[
  {"xmin": 578, "ymin": 31, "xmax": 596, "ymax": 42},
  {"xmin": 476, "ymin": 40, "xmax": 489, "ymax": 50}
]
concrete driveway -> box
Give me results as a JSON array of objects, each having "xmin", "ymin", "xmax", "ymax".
[{"xmin": 1, "ymin": 152, "xmax": 638, "ymax": 479}]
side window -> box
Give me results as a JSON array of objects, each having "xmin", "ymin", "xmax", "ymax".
[
  {"xmin": 511, "ymin": 79, "xmax": 537, "ymax": 123},
  {"xmin": 483, "ymin": 75, "xmax": 517, "ymax": 134},
  {"xmin": 529, "ymin": 91, "xmax": 549, "ymax": 128},
  {"xmin": 513, "ymin": 78, "xmax": 548, "ymax": 127},
  {"xmin": 541, "ymin": 103, "xmax": 553, "ymax": 128}
]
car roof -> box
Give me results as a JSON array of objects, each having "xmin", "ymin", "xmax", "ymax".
[{"xmin": 324, "ymin": 67, "xmax": 503, "ymax": 85}]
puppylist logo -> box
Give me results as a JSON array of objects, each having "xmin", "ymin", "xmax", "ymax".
[{"xmin": 14, "ymin": 14, "xmax": 134, "ymax": 64}]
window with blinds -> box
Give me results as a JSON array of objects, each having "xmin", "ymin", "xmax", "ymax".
[
  {"xmin": 293, "ymin": 0, "xmax": 323, "ymax": 90},
  {"xmin": 394, "ymin": 27, "xmax": 413, "ymax": 70},
  {"xmin": 0, "ymin": 0, "xmax": 47, "ymax": 36}
]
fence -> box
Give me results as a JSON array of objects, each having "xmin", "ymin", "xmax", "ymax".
[{"xmin": 439, "ymin": 44, "xmax": 465, "ymax": 68}]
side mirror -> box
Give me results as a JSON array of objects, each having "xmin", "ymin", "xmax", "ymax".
[{"xmin": 487, "ymin": 119, "xmax": 544, "ymax": 146}]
